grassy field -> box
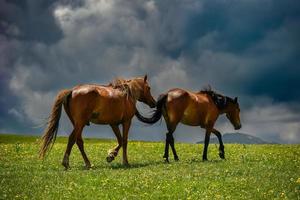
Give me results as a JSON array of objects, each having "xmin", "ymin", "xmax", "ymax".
[{"xmin": 0, "ymin": 134, "xmax": 299, "ymax": 199}]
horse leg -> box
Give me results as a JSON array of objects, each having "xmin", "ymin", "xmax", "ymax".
[
  {"xmin": 169, "ymin": 133, "xmax": 179, "ymax": 161},
  {"xmin": 202, "ymin": 130, "xmax": 211, "ymax": 161},
  {"xmin": 212, "ymin": 128, "xmax": 225, "ymax": 159},
  {"xmin": 166, "ymin": 132, "xmax": 179, "ymax": 161},
  {"xmin": 76, "ymin": 134, "xmax": 91, "ymax": 169},
  {"xmin": 163, "ymin": 133, "xmax": 170, "ymax": 163},
  {"xmin": 106, "ymin": 125, "xmax": 123, "ymax": 163},
  {"xmin": 122, "ymin": 120, "xmax": 131, "ymax": 166},
  {"xmin": 62, "ymin": 125, "xmax": 83, "ymax": 169},
  {"xmin": 167, "ymin": 123, "xmax": 179, "ymax": 161},
  {"xmin": 164, "ymin": 123, "xmax": 178, "ymax": 162}
]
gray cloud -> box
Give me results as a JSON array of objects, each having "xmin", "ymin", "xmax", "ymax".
[
  {"xmin": 1, "ymin": 0, "xmax": 300, "ymax": 143},
  {"xmin": 0, "ymin": 0, "xmax": 64, "ymax": 44}
]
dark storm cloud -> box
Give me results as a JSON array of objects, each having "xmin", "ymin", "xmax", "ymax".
[
  {"xmin": 0, "ymin": 0, "xmax": 64, "ymax": 43},
  {"xmin": 154, "ymin": 1, "xmax": 300, "ymax": 57},
  {"xmin": 246, "ymin": 65, "xmax": 300, "ymax": 102},
  {"xmin": 171, "ymin": 0, "xmax": 300, "ymax": 103},
  {"xmin": 0, "ymin": 0, "xmax": 63, "ymax": 132},
  {"xmin": 0, "ymin": 0, "xmax": 300, "ymax": 143}
]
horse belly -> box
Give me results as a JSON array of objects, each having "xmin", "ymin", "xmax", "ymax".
[
  {"xmin": 181, "ymin": 107, "xmax": 201, "ymax": 126},
  {"xmin": 89, "ymin": 99, "xmax": 125, "ymax": 124},
  {"xmin": 90, "ymin": 112, "xmax": 123, "ymax": 124}
]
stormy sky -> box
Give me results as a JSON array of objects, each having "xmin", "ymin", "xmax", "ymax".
[{"xmin": 1, "ymin": 0, "xmax": 300, "ymax": 143}]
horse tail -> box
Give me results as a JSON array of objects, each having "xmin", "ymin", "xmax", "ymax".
[
  {"xmin": 39, "ymin": 89, "xmax": 72, "ymax": 159},
  {"xmin": 135, "ymin": 93, "xmax": 168, "ymax": 124}
]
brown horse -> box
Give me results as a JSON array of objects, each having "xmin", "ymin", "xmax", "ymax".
[
  {"xmin": 39, "ymin": 75, "xmax": 156, "ymax": 169},
  {"xmin": 136, "ymin": 87, "xmax": 241, "ymax": 162}
]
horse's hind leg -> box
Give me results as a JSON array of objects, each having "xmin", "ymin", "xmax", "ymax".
[
  {"xmin": 168, "ymin": 131, "xmax": 179, "ymax": 161},
  {"xmin": 106, "ymin": 125, "xmax": 122, "ymax": 163},
  {"xmin": 76, "ymin": 134, "xmax": 91, "ymax": 169},
  {"xmin": 164, "ymin": 122, "xmax": 179, "ymax": 162},
  {"xmin": 212, "ymin": 128, "xmax": 225, "ymax": 159},
  {"xmin": 163, "ymin": 133, "xmax": 170, "ymax": 163},
  {"xmin": 62, "ymin": 125, "xmax": 84, "ymax": 169}
]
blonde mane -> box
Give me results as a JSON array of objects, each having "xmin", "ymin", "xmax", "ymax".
[
  {"xmin": 109, "ymin": 77, "xmax": 141, "ymax": 100},
  {"xmin": 110, "ymin": 78, "xmax": 128, "ymax": 90}
]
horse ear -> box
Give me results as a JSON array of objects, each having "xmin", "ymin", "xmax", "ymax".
[
  {"xmin": 144, "ymin": 74, "xmax": 148, "ymax": 82},
  {"xmin": 234, "ymin": 97, "xmax": 238, "ymax": 103}
]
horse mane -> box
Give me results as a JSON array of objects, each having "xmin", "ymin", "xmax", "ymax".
[
  {"xmin": 109, "ymin": 77, "xmax": 140, "ymax": 100},
  {"xmin": 199, "ymin": 85, "xmax": 234, "ymax": 109},
  {"xmin": 199, "ymin": 85, "xmax": 222, "ymax": 97},
  {"xmin": 110, "ymin": 78, "xmax": 128, "ymax": 90}
]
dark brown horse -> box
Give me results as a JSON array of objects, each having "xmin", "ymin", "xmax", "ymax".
[
  {"xmin": 136, "ymin": 87, "xmax": 241, "ymax": 162},
  {"xmin": 39, "ymin": 75, "xmax": 156, "ymax": 169}
]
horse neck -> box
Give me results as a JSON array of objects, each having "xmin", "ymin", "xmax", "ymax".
[
  {"xmin": 126, "ymin": 93, "xmax": 137, "ymax": 107},
  {"xmin": 127, "ymin": 81, "xmax": 142, "ymax": 102},
  {"xmin": 219, "ymin": 103, "xmax": 231, "ymax": 115},
  {"xmin": 219, "ymin": 108, "xmax": 227, "ymax": 115}
]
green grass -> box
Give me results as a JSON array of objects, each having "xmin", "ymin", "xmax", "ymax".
[{"xmin": 0, "ymin": 134, "xmax": 299, "ymax": 199}]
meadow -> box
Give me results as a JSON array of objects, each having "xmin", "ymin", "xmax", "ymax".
[{"xmin": 0, "ymin": 134, "xmax": 299, "ymax": 199}]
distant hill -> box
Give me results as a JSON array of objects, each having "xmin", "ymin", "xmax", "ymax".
[{"xmin": 197, "ymin": 133, "xmax": 272, "ymax": 144}]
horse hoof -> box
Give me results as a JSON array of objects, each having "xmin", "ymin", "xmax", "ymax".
[
  {"xmin": 108, "ymin": 149, "xmax": 118, "ymax": 157},
  {"xmin": 63, "ymin": 165, "xmax": 70, "ymax": 170},
  {"xmin": 202, "ymin": 158, "xmax": 208, "ymax": 162},
  {"xmin": 174, "ymin": 157, "xmax": 179, "ymax": 161},
  {"xmin": 106, "ymin": 155, "xmax": 115, "ymax": 163},
  {"xmin": 219, "ymin": 153, "xmax": 225, "ymax": 159},
  {"xmin": 83, "ymin": 163, "xmax": 92, "ymax": 170},
  {"xmin": 164, "ymin": 158, "xmax": 169, "ymax": 163},
  {"xmin": 62, "ymin": 162, "xmax": 70, "ymax": 170}
]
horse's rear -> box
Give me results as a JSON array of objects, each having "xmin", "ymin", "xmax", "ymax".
[{"xmin": 65, "ymin": 85, "xmax": 98, "ymax": 126}]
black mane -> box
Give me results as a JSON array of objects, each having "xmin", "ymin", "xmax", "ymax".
[{"xmin": 199, "ymin": 87, "xmax": 234, "ymax": 110}]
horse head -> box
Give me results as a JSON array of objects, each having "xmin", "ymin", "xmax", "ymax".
[
  {"xmin": 225, "ymin": 97, "xmax": 242, "ymax": 130},
  {"xmin": 130, "ymin": 75, "xmax": 156, "ymax": 108}
]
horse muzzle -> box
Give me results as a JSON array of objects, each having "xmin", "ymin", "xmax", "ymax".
[{"xmin": 235, "ymin": 124, "xmax": 242, "ymax": 130}]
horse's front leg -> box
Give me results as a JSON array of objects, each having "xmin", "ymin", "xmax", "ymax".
[
  {"xmin": 212, "ymin": 128, "xmax": 225, "ymax": 159},
  {"xmin": 107, "ymin": 125, "xmax": 123, "ymax": 163},
  {"xmin": 122, "ymin": 120, "xmax": 131, "ymax": 166},
  {"xmin": 202, "ymin": 129, "xmax": 212, "ymax": 161}
]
